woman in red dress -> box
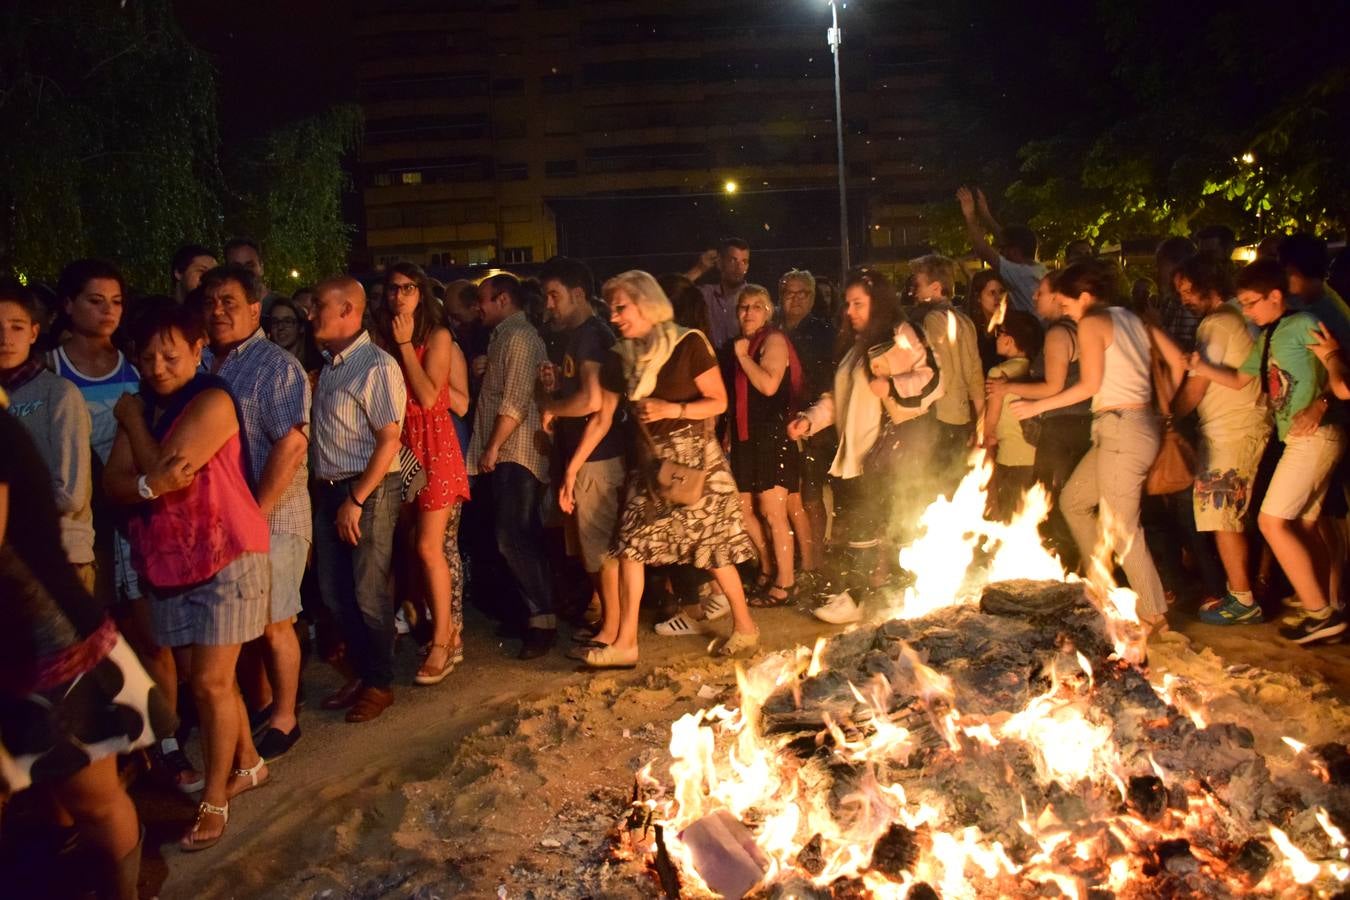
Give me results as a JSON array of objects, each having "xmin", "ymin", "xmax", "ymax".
[{"xmin": 379, "ymin": 263, "xmax": 471, "ymax": 684}]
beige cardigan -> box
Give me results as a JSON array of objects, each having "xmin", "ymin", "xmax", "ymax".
[{"xmin": 800, "ymin": 322, "xmax": 943, "ymax": 479}]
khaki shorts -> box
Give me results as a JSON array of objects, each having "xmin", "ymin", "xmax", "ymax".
[
  {"xmin": 1261, "ymin": 425, "xmax": 1345, "ymax": 521},
  {"xmin": 564, "ymin": 457, "xmax": 626, "ymax": 573},
  {"xmin": 1193, "ymin": 428, "xmax": 1268, "ymax": 532}
]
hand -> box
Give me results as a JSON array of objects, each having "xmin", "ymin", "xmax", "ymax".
[
  {"xmin": 732, "ymin": 337, "xmax": 750, "ymax": 360},
  {"xmin": 1009, "ymin": 399, "xmax": 1039, "ymax": 421},
  {"xmin": 985, "ymin": 376, "xmax": 1009, "ymax": 400},
  {"xmin": 537, "ymin": 361, "xmax": 558, "ymax": 393},
  {"xmin": 868, "ymin": 376, "xmax": 890, "ymax": 399},
  {"xmin": 697, "ymin": 248, "xmax": 718, "ymax": 270},
  {"xmin": 558, "ymin": 470, "xmax": 578, "ymax": 515},
  {"xmin": 634, "ymin": 398, "xmax": 677, "ymax": 422},
  {"xmin": 1184, "ymin": 351, "xmax": 1204, "ymax": 372},
  {"xmin": 975, "ymin": 187, "xmax": 992, "ymax": 218},
  {"xmin": 479, "ymin": 443, "xmax": 500, "ymax": 474},
  {"xmin": 471, "ymin": 355, "xmax": 488, "ymax": 378},
  {"xmin": 540, "ymin": 409, "xmax": 556, "ymax": 435},
  {"xmin": 955, "ymin": 186, "xmax": 976, "ymax": 219},
  {"xmin": 146, "ymin": 453, "xmax": 194, "ymax": 496},
  {"xmin": 1289, "ymin": 398, "xmax": 1328, "ymax": 437},
  {"xmin": 114, "ymin": 392, "xmax": 145, "ymax": 425},
  {"xmin": 981, "ymin": 434, "xmax": 999, "ymax": 450},
  {"xmin": 336, "ymin": 496, "xmax": 362, "ymax": 545},
  {"xmin": 1310, "ymin": 322, "xmax": 1341, "ymax": 363},
  {"xmin": 786, "ymin": 415, "xmax": 811, "ymax": 440},
  {"xmin": 391, "ymin": 312, "xmax": 415, "ymax": 346}
]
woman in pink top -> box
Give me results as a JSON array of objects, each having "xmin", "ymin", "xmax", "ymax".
[{"xmin": 104, "ymin": 301, "xmax": 270, "ymax": 852}]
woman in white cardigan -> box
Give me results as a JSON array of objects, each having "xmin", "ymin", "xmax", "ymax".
[{"xmin": 787, "ymin": 269, "xmax": 942, "ymax": 623}]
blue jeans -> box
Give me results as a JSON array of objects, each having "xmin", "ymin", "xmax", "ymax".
[
  {"xmin": 313, "ymin": 475, "xmax": 400, "ymax": 688},
  {"xmin": 477, "ymin": 462, "xmax": 554, "ymax": 629}
]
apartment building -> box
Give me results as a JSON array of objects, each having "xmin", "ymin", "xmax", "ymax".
[{"xmin": 356, "ymin": 0, "xmax": 946, "ymax": 279}]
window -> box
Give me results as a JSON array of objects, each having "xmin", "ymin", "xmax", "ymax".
[
  {"xmin": 372, "ymin": 172, "xmax": 392, "ymax": 187},
  {"xmin": 502, "ymin": 247, "xmax": 533, "ymax": 264},
  {"xmin": 400, "ymin": 171, "xmax": 423, "ymax": 185},
  {"xmin": 491, "ymin": 77, "xmax": 524, "ymax": 94},
  {"xmin": 545, "ymin": 159, "xmax": 577, "ymax": 178},
  {"xmin": 496, "ymin": 162, "xmax": 528, "ymax": 181}
]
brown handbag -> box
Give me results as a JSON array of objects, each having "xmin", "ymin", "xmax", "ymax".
[
  {"xmin": 1144, "ymin": 329, "xmax": 1197, "ymax": 495},
  {"xmin": 633, "ymin": 411, "xmax": 707, "ymax": 506}
]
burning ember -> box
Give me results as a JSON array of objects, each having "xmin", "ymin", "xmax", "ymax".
[{"xmin": 629, "ymin": 456, "xmax": 1350, "ymax": 898}]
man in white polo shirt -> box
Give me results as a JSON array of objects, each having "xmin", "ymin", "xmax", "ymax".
[{"xmin": 309, "ymin": 277, "xmax": 406, "ymax": 724}]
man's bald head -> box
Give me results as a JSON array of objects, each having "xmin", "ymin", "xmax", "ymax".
[{"xmin": 311, "ymin": 276, "xmax": 368, "ymax": 347}]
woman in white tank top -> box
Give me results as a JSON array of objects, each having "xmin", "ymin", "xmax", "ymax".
[{"xmin": 1011, "ymin": 261, "xmax": 1188, "ymax": 632}]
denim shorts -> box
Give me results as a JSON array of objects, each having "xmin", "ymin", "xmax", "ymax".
[{"xmin": 268, "ymin": 532, "xmax": 310, "ymax": 623}]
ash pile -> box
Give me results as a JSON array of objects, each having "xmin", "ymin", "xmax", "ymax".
[{"xmin": 634, "ymin": 580, "xmax": 1350, "ymax": 899}]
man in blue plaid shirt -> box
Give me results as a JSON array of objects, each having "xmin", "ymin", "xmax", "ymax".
[{"xmin": 202, "ymin": 264, "xmax": 310, "ymax": 758}]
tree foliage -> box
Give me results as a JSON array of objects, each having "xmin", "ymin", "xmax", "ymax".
[
  {"xmin": 223, "ymin": 105, "xmax": 362, "ymax": 290},
  {"xmin": 0, "ymin": 0, "xmax": 360, "ymax": 292},
  {"xmin": 923, "ymin": 0, "xmax": 1349, "ymax": 257}
]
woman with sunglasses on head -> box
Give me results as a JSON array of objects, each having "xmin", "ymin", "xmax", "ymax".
[{"xmin": 378, "ymin": 263, "xmax": 471, "ymax": 685}]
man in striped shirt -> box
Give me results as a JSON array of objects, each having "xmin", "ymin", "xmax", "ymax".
[
  {"xmin": 309, "ymin": 277, "xmax": 407, "ymax": 723},
  {"xmin": 467, "ymin": 274, "xmax": 555, "ymax": 659}
]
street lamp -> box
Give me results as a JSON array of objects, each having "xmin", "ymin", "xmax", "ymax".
[{"xmin": 827, "ymin": 0, "xmax": 850, "ymax": 278}]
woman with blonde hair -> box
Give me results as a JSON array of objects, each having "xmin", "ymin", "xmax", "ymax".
[{"xmin": 587, "ymin": 271, "xmax": 759, "ymax": 667}]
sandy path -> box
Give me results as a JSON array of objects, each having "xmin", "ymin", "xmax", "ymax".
[{"xmin": 146, "ymin": 599, "xmax": 1350, "ymax": 899}]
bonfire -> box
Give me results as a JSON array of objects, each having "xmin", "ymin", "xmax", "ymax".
[{"xmin": 628, "ymin": 456, "xmax": 1350, "ymax": 899}]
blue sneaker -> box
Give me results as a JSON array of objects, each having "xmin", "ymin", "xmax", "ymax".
[{"xmin": 1197, "ymin": 594, "xmax": 1265, "ymax": 626}]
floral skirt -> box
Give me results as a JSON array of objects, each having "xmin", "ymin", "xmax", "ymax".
[{"xmin": 614, "ymin": 423, "xmax": 756, "ymax": 569}]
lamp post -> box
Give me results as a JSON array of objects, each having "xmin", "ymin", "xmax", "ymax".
[{"xmin": 828, "ymin": 0, "xmax": 850, "ymax": 278}]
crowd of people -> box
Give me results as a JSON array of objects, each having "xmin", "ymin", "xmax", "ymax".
[{"xmin": 3, "ymin": 198, "xmax": 1350, "ymax": 895}]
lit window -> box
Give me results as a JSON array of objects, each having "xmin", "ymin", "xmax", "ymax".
[{"xmin": 401, "ymin": 171, "xmax": 423, "ymax": 185}]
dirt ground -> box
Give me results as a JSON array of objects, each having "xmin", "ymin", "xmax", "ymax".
[{"xmin": 134, "ymin": 587, "xmax": 1350, "ymax": 900}]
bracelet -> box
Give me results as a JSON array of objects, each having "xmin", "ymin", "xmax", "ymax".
[
  {"xmin": 397, "ymin": 340, "xmax": 412, "ymax": 346},
  {"xmin": 348, "ymin": 485, "xmax": 365, "ymax": 508}
]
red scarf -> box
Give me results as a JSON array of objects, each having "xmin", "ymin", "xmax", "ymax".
[{"xmin": 735, "ymin": 326, "xmax": 804, "ymax": 441}]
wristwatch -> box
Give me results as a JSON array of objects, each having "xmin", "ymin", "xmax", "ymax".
[{"xmin": 137, "ymin": 474, "xmax": 157, "ymax": 500}]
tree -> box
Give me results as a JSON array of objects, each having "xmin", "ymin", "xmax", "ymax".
[
  {"xmin": 222, "ymin": 105, "xmax": 363, "ymax": 290},
  {"xmin": 922, "ymin": 0, "xmax": 1349, "ymax": 258},
  {"xmin": 0, "ymin": 0, "xmax": 222, "ymax": 289}
]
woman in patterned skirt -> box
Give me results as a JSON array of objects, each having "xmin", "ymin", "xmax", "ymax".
[
  {"xmin": 1, "ymin": 397, "xmax": 172, "ymax": 898},
  {"xmin": 379, "ymin": 263, "xmax": 471, "ymax": 685},
  {"xmin": 584, "ymin": 271, "xmax": 759, "ymax": 669}
]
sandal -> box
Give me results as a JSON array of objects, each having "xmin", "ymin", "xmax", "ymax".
[
  {"xmin": 415, "ymin": 643, "xmax": 456, "ymax": 685},
  {"xmin": 227, "ymin": 757, "xmax": 269, "ymax": 799},
  {"xmin": 584, "ymin": 644, "xmax": 639, "ymax": 669},
  {"xmin": 180, "ymin": 800, "xmax": 229, "ymax": 852},
  {"xmin": 749, "ymin": 584, "xmax": 796, "ymax": 608},
  {"xmin": 713, "ymin": 629, "xmax": 760, "ymax": 657}
]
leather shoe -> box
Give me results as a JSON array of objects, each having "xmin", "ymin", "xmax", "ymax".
[
  {"xmin": 518, "ymin": 627, "xmax": 556, "ymax": 660},
  {"xmin": 320, "ymin": 678, "xmax": 363, "ymax": 711},
  {"xmin": 345, "ymin": 687, "xmax": 394, "ymax": 723}
]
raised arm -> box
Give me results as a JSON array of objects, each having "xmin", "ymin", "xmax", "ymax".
[
  {"xmin": 684, "ymin": 248, "xmax": 718, "ymax": 283},
  {"xmin": 734, "ymin": 332, "xmax": 789, "ymax": 397},
  {"xmin": 396, "ymin": 326, "xmax": 452, "ymax": 410},
  {"xmin": 957, "ymin": 187, "xmax": 1000, "ymax": 268}
]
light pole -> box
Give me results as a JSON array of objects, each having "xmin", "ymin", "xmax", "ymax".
[{"xmin": 828, "ymin": 0, "xmax": 850, "ymax": 279}]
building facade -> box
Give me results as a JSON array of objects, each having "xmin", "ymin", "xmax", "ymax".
[{"xmin": 356, "ymin": 0, "xmax": 946, "ymax": 280}]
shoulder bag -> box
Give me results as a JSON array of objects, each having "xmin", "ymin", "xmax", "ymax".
[
  {"xmin": 1144, "ymin": 328, "xmax": 1197, "ymax": 495},
  {"xmin": 632, "ymin": 409, "xmax": 707, "ymax": 507}
]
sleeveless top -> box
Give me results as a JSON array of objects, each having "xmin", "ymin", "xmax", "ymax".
[
  {"xmin": 1094, "ymin": 307, "xmax": 1153, "ymax": 411},
  {"xmin": 51, "ymin": 346, "xmax": 140, "ymax": 464},
  {"xmin": 127, "ymin": 378, "xmax": 269, "ymax": 590},
  {"xmin": 1030, "ymin": 318, "xmax": 1091, "ymax": 419}
]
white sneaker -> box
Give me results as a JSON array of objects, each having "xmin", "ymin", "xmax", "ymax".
[
  {"xmin": 702, "ymin": 592, "xmax": 730, "ymax": 621},
  {"xmin": 655, "ymin": 612, "xmax": 704, "ymax": 637},
  {"xmin": 813, "ymin": 591, "xmax": 862, "ymax": 625}
]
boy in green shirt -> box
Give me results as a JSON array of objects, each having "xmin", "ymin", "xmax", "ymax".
[{"xmin": 1189, "ymin": 259, "xmax": 1346, "ymax": 645}]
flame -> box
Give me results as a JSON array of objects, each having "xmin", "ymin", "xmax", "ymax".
[
  {"xmin": 1283, "ymin": 735, "xmax": 1307, "ymax": 754},
  {"xmin": 986, "ymin": 294, "xmax": 1008, "ymax": 334},
  {"xmin": 1269, "ymin": 825, "xmax": 1320, "ymax": 884},
  {"xmin": 945, "ymin": 309, "xmax": 959, "ymax": 344}
]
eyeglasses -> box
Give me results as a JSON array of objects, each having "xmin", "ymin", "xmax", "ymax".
[
  {"xmin": 388, "ymin": 282, "xmax": 419, "ymax": 297},
  {"xmin": 272, "ymin": 317, "xmax": 299, "ymax": 326}
]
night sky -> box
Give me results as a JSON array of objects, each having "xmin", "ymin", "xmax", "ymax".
[{"xmin": 174, "ymin": 0, "xmax": 356, "ymax": 143}]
